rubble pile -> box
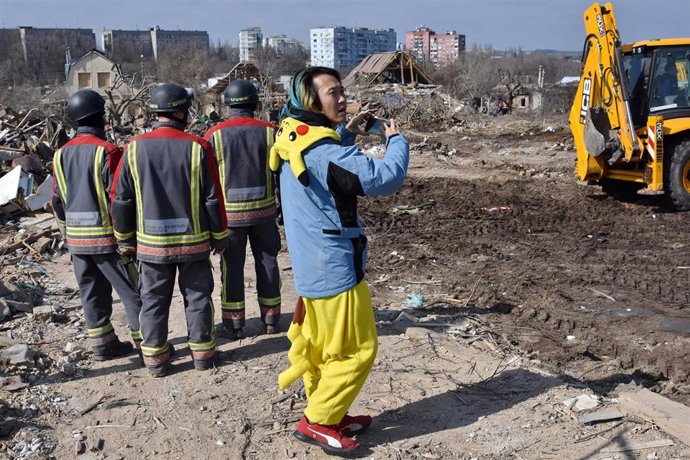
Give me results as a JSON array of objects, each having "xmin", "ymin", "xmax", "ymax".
[
  {"xmin": 0, "ymin": 106, "xmax": 68, "ymax": 217},
  {"xmin": 349, "ymin": 83, "xmax": 465, "ymax": 131},
  {"xmin": 0, "ymin": 212, "xmax": 91, "ymax": 458}
]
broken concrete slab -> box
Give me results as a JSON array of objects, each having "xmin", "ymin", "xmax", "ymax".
[
  {"xmin": 0, "ymin": 343, "xmax": 35, "ymax": 366},
  {"xmin": 0, "ymin": 165, "xmax": 34, "ymax": 213},
  {"xmin": 32, "ymin": 305, "xmax": 53, "ymax": 322},
  {"xmin": 578, "ymin": 406, "xmax": 624, "ymax": 424},
  {"xmin": 0, "ymin": 298, "xmax": 33, "ymax": 314},
  {"xmin": 0, "ymin": 375, "xmax": 29, "ymax": 392},
  {"xmin": 18, "ymin": 213, "xmax": 55, "ymax": 230},
  {"xmin": 0, "ymin": 279, "xmax": 16, "ymax": 297},
  {"xmin": 405, "ymin": 326, "xmax": 431, "ymax": 340},
  {"xmin": 31, "ymin": 236, "xmax": 53, "ymax": 253},
  {"xmin": 0, "ymin": 300, "xmax": 11, "ymax": 322},
  {"xmin": 563, "ymin": 394, "xmax": 599, "ymax": 412},
  {"xmin": 24, "ymin": 174, "xmax": 52, "ymax": 212},
  {"xmin": 619, "ymin": 388, "xmax": 690, "ymax": 447}
]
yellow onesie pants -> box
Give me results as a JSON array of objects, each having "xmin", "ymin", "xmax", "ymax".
[{"xmin": 279, "ymin": 280, "xmax": 378, "ymax": 425}]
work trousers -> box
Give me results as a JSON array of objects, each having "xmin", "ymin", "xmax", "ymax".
[
  {"xmin": 221, "ymin": 221, "xmax": 281, "ymax": 329},
  {"xmin": 279, "ymin": 281, "xmax": 378, "ymax": 425},
  {"xmin": 139, "ymin": 259, "xmax": 216, "ymax": 369},
  {"xmin": 71, "ymin": 253, "xmax": 142, "ymax": 352}
]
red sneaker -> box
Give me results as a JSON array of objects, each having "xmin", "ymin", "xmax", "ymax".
[
  {"xmin": 293, "ymin": 416, "xmax": 360, "ymax": 453},
  {"xmin": 337, "ymin": 414, "xmax": 372, "ymax": 436}
]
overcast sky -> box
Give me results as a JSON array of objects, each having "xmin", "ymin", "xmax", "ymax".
[{"xmin": 1, "ymin": 0, "xmax": 688, "ymax": 51}]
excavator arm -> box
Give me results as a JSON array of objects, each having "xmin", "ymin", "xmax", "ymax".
[{"xmin": 569, "ymin": 2, "xmax": 644, "ymax": 181}]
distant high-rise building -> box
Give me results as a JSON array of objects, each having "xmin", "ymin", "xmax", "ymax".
[
  {"xmin": 263, "ymin": 34, "xmax": 303, "ymax": 56},
  {"xmin": 405, "ymin": 26, "xmax": 465, "ymax": 67},
  {"xmin": 310, "ymin": 27, "xmax": 397, "ymax": 71},
  {"xmin": 239, "ymin": 27, "xmax": 263, "ymax": 62},
  {"xmin": 0, "ymin": 27, "xmax": 96, "ymax": 82},
  {"xmin": 102, "ymin": 27, "xmax": 209, "ymax": 62}
]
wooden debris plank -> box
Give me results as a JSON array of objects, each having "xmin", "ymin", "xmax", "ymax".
[
  {"xmin": 601, "ymin": 438, "xmax": 674, "ymax": 453},
  {"xmin": 619, "ymin": 388, "xmax": 690, "ymax": 447}
]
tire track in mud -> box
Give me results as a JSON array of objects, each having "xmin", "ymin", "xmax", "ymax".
[{"xmin": 362, "ymin": 176, "xmax": 690, "ymax": 401}]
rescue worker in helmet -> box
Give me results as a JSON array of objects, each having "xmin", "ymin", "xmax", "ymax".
[
  {"xmin": 51, "ymin": 89, "xmax": 142, "ymax": 360},
  {"xmin": 204, "ymin": 79, "xmax": 281, "ymax": 340},
  {"xmin": 111, "ymin": 83, "xmax": 228, "ymax": 377}
]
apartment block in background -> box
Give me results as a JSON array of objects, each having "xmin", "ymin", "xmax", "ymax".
[
  {"xmin": 310, "ymin": 27, "xmax": 397, "ymax": 71},
  {"xmin": 102, "ymin": 27, "xmax": 209, "ymax": 62},
  {"xmin": 263, "ymin": 34, "xmax": 303, "ymax": 56},
  {"xmin": 0, "ymin": 27, "xmax": 96, "ymax": 82},
  {"xmin": 405, "ymin": 26, "xmax": 465, "ymax": 67},
  {"xmin": 239, "ymin": 27, "xmax": 263, "ymax": 62}
]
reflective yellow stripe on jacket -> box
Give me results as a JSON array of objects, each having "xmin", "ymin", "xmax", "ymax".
[
  {"xmin": 53, "ymin": 149, "xmax": 67, "ymax": 204},
  {"xmin": 212, "ymin": 131, "xmax": 228, "ymax": 203},
  {"xmin": 215, "ymin": 126, "xmax": 276, "ymax": 212},
  {"xmin": 93, "ymin": 147, "xmax": 110, "ymax": 228},
  {"xmin": 54, "ymin": 146, "xmax": 113, "ymax": 237},
  {"xmin": 265, "ymin": 126, "xmax": 274, "ymax": 200},
  {"xmin": 129, "ymin": 140, "xmax": 208, "ymax": 245}
]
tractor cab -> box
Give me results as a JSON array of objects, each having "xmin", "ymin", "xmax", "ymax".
[{"xmin": 623, "ymin": 41, "xmax": 690, "ymax": 127}]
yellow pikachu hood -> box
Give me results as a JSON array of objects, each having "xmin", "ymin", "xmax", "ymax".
[{"xmin": 269, "ymin": 117, "xmax": 340, "ymax": 186}]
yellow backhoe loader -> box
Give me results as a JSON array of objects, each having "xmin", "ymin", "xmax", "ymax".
[{"xmin": 570, "ymin": 2, "xmax": 690, "ymax": 210}]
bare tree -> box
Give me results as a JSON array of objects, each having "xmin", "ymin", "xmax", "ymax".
[
  {"xmin": 103, "ymin": 73, "xmax": 154, "ymax": 127},
  {"xmin": 157, "ymin": 43, "xmax": 214, "ymax": 90},
  {"xmin": 433, "ymin": 49, "xmax": 500, "ymax": 103}
]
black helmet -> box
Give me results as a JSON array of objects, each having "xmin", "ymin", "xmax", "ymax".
[
  {"xmin": 67, "ymin": 89, "xmax": 105, "ymax": 122},
  {"xmin": 148, "ymin": 83, "xmax": 192, "ymax": 113},
  {"xmin": 224, "ymin": 79, "xmax": 258, "ymax": 107}
]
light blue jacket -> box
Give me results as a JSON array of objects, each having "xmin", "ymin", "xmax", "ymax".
[{"xmin": 278, "ymin": 126, "xmax": 409, "ymax": 298}]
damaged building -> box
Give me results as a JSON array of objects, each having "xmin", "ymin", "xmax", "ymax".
[
  {"xmin": 343, "ymin": 51, "xmax": 434, "ymax": 87},
  {"xmin": 0, "ymin": 27, "xmax": 96, "ymax": 83}
]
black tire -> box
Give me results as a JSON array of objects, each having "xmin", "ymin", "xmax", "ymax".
[
  {"xmin": 599, "ymin": 179, "xmax": 643, "ymax": 202},
  {"xmin": 665, "ymin": 139, "xmax": 690, "ymax": 211}
]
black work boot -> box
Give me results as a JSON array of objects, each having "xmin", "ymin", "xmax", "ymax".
[
  {"xmin": 92, "ymin": 339, "xmax": 134, "ymax": 361},
  {"xmin": 218, "ymin": 324, "xmax": 243, "ymax": 341},
  {"xmin": 263, "ymin": 324, "xmax": 279, "ymax": 335},
  {"xmin": 145, "ymin": 343, "xmax": 175, "ymax": 378},
  {"xmin": 193, "ymin": 354, "xmax": 216, "ymax": 371}
]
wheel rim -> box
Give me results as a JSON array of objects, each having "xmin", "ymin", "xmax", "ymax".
[{"xmin": 684, "ymin": 159, "xmax": 690, "ymax": 193}]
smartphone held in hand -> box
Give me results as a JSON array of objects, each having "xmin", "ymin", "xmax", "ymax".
[{"xmin": 365, "ymin": 117, "xmax": 390, "ymax": 136}]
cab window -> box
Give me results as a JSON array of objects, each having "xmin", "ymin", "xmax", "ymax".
[{"xmin": 650, "ymin": 47, "xmax": 690, "ymax": 111}]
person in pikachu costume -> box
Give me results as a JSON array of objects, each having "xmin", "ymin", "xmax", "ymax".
[{"xmin": 270, "ymin": 66, "xmax": 409, "ymax": 454}]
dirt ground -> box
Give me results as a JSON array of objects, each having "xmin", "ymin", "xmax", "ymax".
[{"xmin": 1, "ymin": 114, "xmax": 690, "ymax": 459}]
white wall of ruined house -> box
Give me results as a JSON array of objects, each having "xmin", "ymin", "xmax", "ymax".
[{"xmin": 65, "ymin": 54, "xmax": 129, "ymax": 102}]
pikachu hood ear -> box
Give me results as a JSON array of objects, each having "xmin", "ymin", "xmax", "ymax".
[{"xmin": 269, "ymin": 117, "xmax": 340, "ymax": 187}]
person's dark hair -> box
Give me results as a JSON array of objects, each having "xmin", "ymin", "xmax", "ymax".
[
  {"xmin": 289, "ymin": 66, "xmax": 341, "ymax": 113},
  {"xmin": 284, "ymin": 67, "xmax": 342, "ymax": 127}
]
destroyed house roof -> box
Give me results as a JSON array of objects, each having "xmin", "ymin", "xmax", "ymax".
[
  {"xmin": 69, "ymin": 49, "xmax": 121, "ymax": 73},
  {"xmin": 343, "ymin": 51, "xmax": 434, "ymax": 87},
  {"xmin": 205, "ymin": 62, "xmax": 270, "ymax": 96}
]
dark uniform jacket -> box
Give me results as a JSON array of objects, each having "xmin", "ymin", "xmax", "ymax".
[
  {"xmin": 111, "ymin": 122, "xmax": 228, "ymax": 263},
  {"xmin": 204, "ymin": 109, "xmax": 277, "ymax": 227},
  {"xmin": 51, "ymin": 126, "xmax": 120, "ymax": 254}
]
